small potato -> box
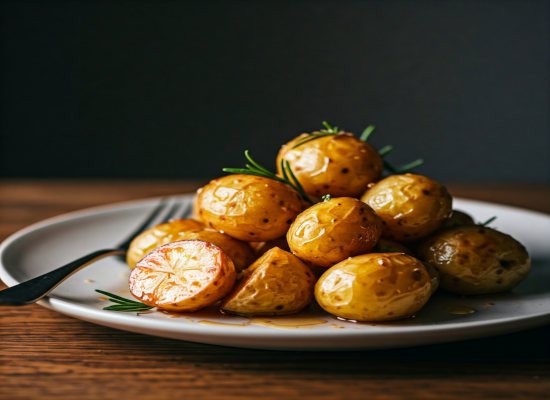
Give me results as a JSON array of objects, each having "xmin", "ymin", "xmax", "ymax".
[
  {"xmin": 197, "ymin": 174, "xmax": 304, "ymax": 241},
  {"xmin": 129, "ymin": 240, "xmax": 236, "ymax": 312},
  {"xmin": 361, "ymin": 173, "xmax": 452, "ymax": 242},
  {"xmin": 417, "ymin": 226, "xmax": 531, "ymax": 295},
  {"xmin": 287, "ymin": 197, "xmax": 382, "ymax": 267},
  {"xmin": 126, "ymin": 219, "xmax": 205, "ymax": 268},
  {"xmin": 221, "ymin": 247, "xmax": 315, "ymax": 316},
  {"xmin": 315, "ymin": 253, "xmax": 434, "ymax": 321},
  {"xmin": 277, "ymin": 132, "xmax": 383, "ymax": 198},
  {"xmin": 443, "ymin": 210, "xmax": 475, "ymax": 229}
]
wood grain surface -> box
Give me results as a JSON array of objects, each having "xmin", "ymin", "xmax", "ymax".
[{"xmin": 1, "ymin": 180, "xmax": 549, "ymax": 400}]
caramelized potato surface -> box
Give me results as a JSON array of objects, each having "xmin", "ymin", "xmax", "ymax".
[
  {"xmin": 361, "ymin": 173, "xmax": 452, "ymax": 242},
  {"xmin": 129, "ymin": 240, "xmax": 236, "ymax": 312},
  {"xmin": 197, "ymin": 174, "xmax": 304, "ymax": 241},
  {"xmin": 287, "ymin": 197, "xmax": 382, "ymax": 267},
  {"xmin": 315, "ymin": 253, "xmax": 434, "ymax": 321},
  {"xmin": 277, "ymin": 133, "xmax": 382, "ymax": 198},
  {"xmin": 221, "ymin": 247, "xmax": 315, "ymax": 316},
  {"xmin": 417, "ymin": 226, "xmax": 531, "ymax": 294}
]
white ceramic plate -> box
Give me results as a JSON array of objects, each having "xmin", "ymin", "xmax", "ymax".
[{"xmin": 1, "ymin": 195, "xmax": 549, "ymax": 351}]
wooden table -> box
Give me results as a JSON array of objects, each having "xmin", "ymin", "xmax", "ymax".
[{"xmin": 1, "ymin": 180, "xmax": 549, "ymax": 400}]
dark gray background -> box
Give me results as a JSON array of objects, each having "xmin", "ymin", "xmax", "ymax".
[{"xmin": 1, "ymin": 0, "xmax": 549, "ymax": 182}]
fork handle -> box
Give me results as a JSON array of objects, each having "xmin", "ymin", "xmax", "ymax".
[{"xmin": 0, "ymin": 248, "xmax": 125, "ymax": 306}]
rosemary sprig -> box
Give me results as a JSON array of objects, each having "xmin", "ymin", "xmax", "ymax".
[
  {"xmin": 96, "ymin": 289, "xmax": 153, "ymax": 312},
  {"xmin": 480, "ymin": 216, "xmax": 497, "ymax": 227},
  {"xmin": 321, "ymin": 194, "xmax": 332, "ymax": 202},
  {"xmin": 223, "ymin": 150, "xmax": 313, "ymax": 204},
  {"xmin": 291, "ymin": 121, "xmax": 343, "ymax": 148},
  {"xmin": 360, "ymin": 125, "xmax": 376, "ymax": 142}
]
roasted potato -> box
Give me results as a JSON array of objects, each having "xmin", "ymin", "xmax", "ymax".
[
  {"xmin": 287, "ymin": 197, "xmax": 382, "ymax": 267},
  {"xmin": 197, "ymin": 174, "xmax": 304, "ymax": 241},
  {"xmin": 315, "ymin": 253, "xmax": 434, "ymax": 321},
  {"xmin": 361, "ymin": 173, "xmax": 452, "ymax": 242},
  {"xmin": 276, "ymin": 132, "xmax": 383, "ymax": 198},
  {"xmin": 221, "ymin": 247, "xmax": 315, "ymax": 316},
  {"xmin": 417, "ymin": 226, "xmax": 531, "ymax": 295},
  {"xmin": 443, "ymin": 210, "xmax": 475, "ymax": 229},
  {"xmin": 129, "ymin": 240, "xmax": 236, "ymax": 312},
  {"xmin": 126, "ymin": 219, "xmax": 205, "ymax": 268}
]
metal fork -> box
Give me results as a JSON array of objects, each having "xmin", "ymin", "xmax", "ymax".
[{"xmin": 0, "ymin": 198, "xmax": 191, "ymax": 306}]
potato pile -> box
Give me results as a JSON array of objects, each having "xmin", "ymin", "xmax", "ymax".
[{"xmin": 127, "ymin": 123, "xmax": 531, "ymax": 322}]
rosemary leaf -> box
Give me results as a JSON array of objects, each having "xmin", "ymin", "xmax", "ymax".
[{"xmin": 360, "ymin": 125, "xmax": 376, "ymax": 142}]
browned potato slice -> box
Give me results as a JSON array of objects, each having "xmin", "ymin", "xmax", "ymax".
[
  {"xmin": 126, "ymin": 219, "xmax": 205, "ymax": 268},
  {"xmin": 361, "ymin": 173, "xmax": 452, "ymax": 242},
  {"xmin": 129, "ymin": 240, "xmax": 236, "ymax": 312},
  {"xmin": 277, "ymin": 132, "xmax": 383, "ymax": 197},
  {"xmin": 197, "ymin": 174, "xmax": 304, "ymax": 241},
  {"xmin": 417, "ymin": 226, "xmax": 531, "ymax": 294},
  {"xmin": 315, "ymin": 253, "xmax": 434, "ymax": 321},
  {"xmin": 443, "ymin": 210, "xmax": 475, "ymax": 229},
  {"xmin": 221, "ymin": 247, "xmax": 315, "ymax": 316},
  {"xmin": 287, "ymin": 197, "xmax": 382, "ymax": 267}
]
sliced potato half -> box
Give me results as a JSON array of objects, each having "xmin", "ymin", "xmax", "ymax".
[{"xmin": 129, "ymin": 240, "xmax": 236, "ymax": 312}]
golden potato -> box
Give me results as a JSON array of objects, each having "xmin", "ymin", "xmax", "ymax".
[
  {"xmin": 129, "ymin": 240, "xmax": 236, "ymax": 312},
  {"xmin": 197, "ymin": 174, "xmax": 304, "ymax": 242},
  {"xmin": 287, "ymin": 197, "xmax": 382, "ymax": 267},
  {"xmin": 221, "ymin": 247, "xmax": 315, "ymax": 316},
  {"xmin": 277, "ymin": 132, "xmax": 383, "ymax": 198},
  {"xmin": 443, "ymin": 210, "xmax": 475, "ymax": 229},
  {"xmin": 126, "ymin": 219, "xmax": 205, "ymax": 268},
  {"xmin": 361, "ymin": 173, "xmax": 452, "ymax": 242},
  {"xmin": 315, "ymin": 253, "xmax": 434, "ymax": 321},
  {"xmin": 417, "ymin": 226, "xmax": 531, "ymax": 295}
]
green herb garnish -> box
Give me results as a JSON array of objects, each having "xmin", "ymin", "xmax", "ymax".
[
  {"xmin": 321, "ymin": 194, "xmax": 332, "ymax": 202},
  {"xmin": 223, "ymin": 150, "xmax": 313, "ymax": 204},
  {"xmin": 291, "ymin": 121, "xmax": 343, "ymax": 149},
  {"xmin": 96, "ymin": 289, "xmax": 153, "ymax": 312},
  {"xmin": 360, "ymin": 125, "xmax": 376, "ymax": 142},
  {"xmin": 480, "ymin": 216, "xmax": 497, "ymax": 227}
]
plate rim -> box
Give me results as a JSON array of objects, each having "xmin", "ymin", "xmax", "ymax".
[{"xmin": 1, "ymin": 195, "xmax": 550, "ymax": 348}]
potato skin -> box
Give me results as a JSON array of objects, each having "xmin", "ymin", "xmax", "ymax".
[
  {"xmin": 443, "ymin": 210, "xmax": 475, "ymax": 229},
  {"xmin": 361, "ymin": 173, "xmax": 452, "ymax": 242},
  {"xmin": 315, "ymin": 253, "xmax": 433, "ymax": 321},
  {"xmin": 126, "ymin": 219, "xmax": 205, "ymax": 268},
  {"xmin": 221, "ymin": 247, "xmax": 316, "ymax": 316},
  {"xmin": 287, "ymin": 197, "xmax": 383, "ymax": 267},
  {"xmin": 417, "ymin": 226, "xmax": 531, "ymax": 295},
  {"xmin": 197, "ymin": 174, "xmax": 304, "ymax": 241},
  {"xmin": 277, "ymin": 132, "xmax": 383, "ymax": 198},
  {"xmin": 129, "ymin": 240, "xmax": 236, "ymax": 312}
]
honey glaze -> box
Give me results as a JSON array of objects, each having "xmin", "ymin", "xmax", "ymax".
[
  {"xmin": 447, "ymin": 305, "xmax": 477, "ymax": 315},
  {"xmin": 199, "ymin": 320, "xmax": 250, "ymax": 327},
  {"xmin": 251, "ymin": 317, "xmax": 327, "ymax": 328}
]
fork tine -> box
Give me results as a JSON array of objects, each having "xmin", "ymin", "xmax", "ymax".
[
  {"xmin": 175, "ymin": 203, "xmax": 192, "ymax": 220},
  {"xmin": 116, "ymin": 198, "xmax": 170, "ymax": 250},
  {"xmin": 159, "ymin": 199, "xmax": 186, "ymax": 223}
]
